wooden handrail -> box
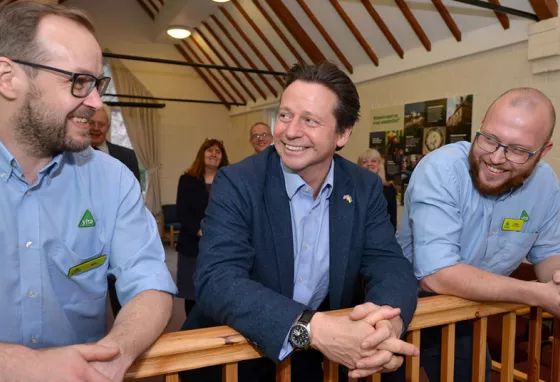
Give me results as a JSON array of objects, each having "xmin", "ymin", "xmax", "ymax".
[{"xmin": 125, "ymin": 295, "xmax": 532, "ymax": 379}]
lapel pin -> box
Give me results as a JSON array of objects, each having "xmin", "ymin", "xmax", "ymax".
[{"xmin": 343, "ymin": 195, "xmax": 353, "ymax": 204}]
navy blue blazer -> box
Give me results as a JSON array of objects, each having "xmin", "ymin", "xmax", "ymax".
[{"xmin": 187, "ymin": 146, "xmax": 417, "ymax": 361}]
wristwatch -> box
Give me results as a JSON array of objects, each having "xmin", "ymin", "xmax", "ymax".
[{"xmin": 288, "ymin": 310, "xmax": 316, "ymax": 349}]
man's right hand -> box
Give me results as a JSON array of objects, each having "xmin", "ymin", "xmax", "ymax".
[
  {"xmin": 8, "ymin": 343, "xmax": 119, "ymax": 382},
  {"xmin": 538, "ymin": 271, "xmax": 560, "ymax": 318},
  {"xmin": 309, "ymin": 307, "xmax": 402, "ymax": 373}
]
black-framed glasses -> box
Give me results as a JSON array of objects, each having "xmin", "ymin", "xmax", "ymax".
[
  {"xmin": 475, "ymin": 129, "xmax": 547, "ymax": 164},
  {"xmin": 250, "ymin": 132, "xmax": 271, "ymax": 142},
  {"xmin": 11, "ymin": 59, "xmax": 111, "ymax": 98}
]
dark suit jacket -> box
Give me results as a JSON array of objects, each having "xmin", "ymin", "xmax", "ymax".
[
  {"xmin": 186, "ymin": 146, "xmax": 418, "ymax": 366},
  {"xmin": 106, "ymin": 141, "xmax": 141, "ymax": 182},
  {"xmin": 176, "ymin": 174, "xmax": 209, "ymax": 257}
]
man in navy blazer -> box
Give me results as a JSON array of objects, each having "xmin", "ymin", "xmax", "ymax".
[{"xmin": 183, "ymin": 62, "xmax": 418, "ymax": 382}]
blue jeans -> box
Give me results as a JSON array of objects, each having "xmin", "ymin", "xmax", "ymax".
[{"xmin": 381, "ymin": 320, "xmax": 492, "ymax": 382}]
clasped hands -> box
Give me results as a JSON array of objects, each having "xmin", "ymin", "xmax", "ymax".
[{"xmin": 309, "ymin": 302, "xmax": 419, "ymax": 379}]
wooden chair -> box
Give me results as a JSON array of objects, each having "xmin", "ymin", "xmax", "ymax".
[{"xmin": 161, "ymin": 204, "xmax": 180, "ymax": 248}]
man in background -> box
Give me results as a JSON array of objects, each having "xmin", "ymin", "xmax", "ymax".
[
  {"xmin": 249, "ymin": 121, "xmax": 273, "ymax": 154},
  {"xmin": 89, "ymin": 104, "xmax": 141, "ymax": 182}
]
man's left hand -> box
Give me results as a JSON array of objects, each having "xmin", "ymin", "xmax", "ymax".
[{"xmin": 348, "ymin": 302, "xmax": 418, "ymax": 378}]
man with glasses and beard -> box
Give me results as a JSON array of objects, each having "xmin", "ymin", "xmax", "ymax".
[
  {"xmin": 0, "ymin": 2, "xmax": 176, "ymax": 381},
  {"xmin": 385, "ymin": 87, "xmax": 560, "ymax": 382}
]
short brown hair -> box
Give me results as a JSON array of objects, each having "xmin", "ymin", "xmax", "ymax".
[
  {"xmin": 283, "ymin": 61, "xmax": 360, "ymax": 135},
  {"xmin": 186, "ymin": 139, "xmax": 229, "ymax": 179},
  {"xmin": 0, "ymin": 1, "xmax": 96, "ymax": 71}
]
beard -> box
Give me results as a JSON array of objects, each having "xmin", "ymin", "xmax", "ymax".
[
  {"xmin": 11, "ymin": 86, "xmax": 94, "ymax": 158},
  {"xmin": 469, "ymin": 145, "xmax": 539, "ymax": 196}
]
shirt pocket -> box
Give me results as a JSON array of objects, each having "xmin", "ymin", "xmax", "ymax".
[
  {"xmin": 46, "ymin": 234, "xmax": 108, "ymax": 305},
  {"xmin": 485, "ymin": 232, "xmax": 538, "ymax": 276}
]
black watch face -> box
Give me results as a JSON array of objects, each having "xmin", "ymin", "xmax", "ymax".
[{"xmin": 290, "ymin": 324, "xmax": 310, "ymax": 348}]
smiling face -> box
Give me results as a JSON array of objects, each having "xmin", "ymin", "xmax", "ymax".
[
  {"xmin": 360, "ymin": 156, "xmax": 381, "ymax": 174},
  {"xmin": 11, "ymin": 15, "xmax": 104, "ymax": 157},
  {"xmin": 204, "ymin": 144, "xmax": 222, "ymax": 171},
  {"xmin": 88, "ymin": 109, "xmax": 109, "ymax": 147},
  {"xmin": 469, "ymin": 92, "xmax": 553, "ymax": 196},
  {"xmin": 249, "ymin": 123, "xmax": 273, "ymax": 154},
  {"xmin": 274, "ymin": 80, "xmax": 351, "ymax": 187}
]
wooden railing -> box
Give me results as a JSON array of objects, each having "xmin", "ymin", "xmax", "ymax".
[{"xmin": 125, "ymin": 295, "xmax": 560, "ymax": 382}]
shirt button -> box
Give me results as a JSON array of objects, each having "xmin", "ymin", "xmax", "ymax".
[
  {"xmin": 304, "ymin": 244, "xmax": 309, "ymax": 249},
  {"xmin": 28, "ymin": 290, "xmax": 35, "ymax": 297},
  {"xmin": 31, "ymin": 336, "xmax": 37, "ymax": 344},
  {"xmin": 299, "ymin": 277, "xmax": 304, "ymax": 282},
  {"xmin": 0, "ymin": 172, "xmax": 5, "ymax": 178},
  {"xmin": 482, "ymin": 261, "xmax": 488, "ymax": 266},
  {"xmin": 26, "ymin": 241, "xmax": 33, "ymax": 248},
  {"xmin": 25, "ymin": 190, "xmax": 32, "ymax": 197},
  {"xmin": 304, "ymin": 187, "xmax": 310, "ymax": 193},
  {"xmin": 490, "ymin": 231, "xmax": 495, "ymax": 236}
]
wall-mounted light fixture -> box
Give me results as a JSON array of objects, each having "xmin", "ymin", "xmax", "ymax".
[
  {"xmin": 212, "ymin": 0, "xmax": 231, "ymax": 3},
  {"xmin": 166, "ymin": 26, "xmax": 191, "ymax": 39}
]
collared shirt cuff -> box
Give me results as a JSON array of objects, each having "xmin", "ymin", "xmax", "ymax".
[{"xmin": 279, "ymin": 331, "xmax": 294, "ymax": 360}]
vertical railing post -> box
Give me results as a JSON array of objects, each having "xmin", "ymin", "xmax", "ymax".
[
  {"xmin": 222, "ymin": 362, "xmax": 238, "ymax": 382},
  {"xmin": 527, "ymin": 307, "xmax": 543, "ymax": 382},
  {"xmin": 500, "ymin": 312, "xmax": 517, "ymax": 382},
  {"xmin": 276, "ymin": 357, "xmax": 291, "ymax": 382},
  {"xmin": 551, "ymin": 318, "xmax": 560, "ymax": 382},
  {"xmin": 472, "ymin": 317, "xmax": 488, "ymax": 382},
  {"xmin": 405, "ymin": 330, "xmax": 421, "ymax": 382},
  {"xmin": 323, "ymin": 358, "xmax": 339, "ymax": 382},
  {"xmin": 441, "ymin": 323, "xmax": 456, "ymax": 381},
  {"xmin": 165, "ymin": 373, "xmax": 179, "ymax": 382}
]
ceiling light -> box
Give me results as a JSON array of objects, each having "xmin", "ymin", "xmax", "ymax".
[
  {"xmin": 167, "ymin": 26, "xmax": 191, "ymax": 39},
  {"xmin": 212, "ymin": 0, "xmax": 231, "ymax": 2}
]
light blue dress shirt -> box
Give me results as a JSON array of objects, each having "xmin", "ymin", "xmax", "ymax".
[
  {"xmin": 397, "ymin": 141, "xmax": 560, "ymax": 280},
  {"xmin": 0, "ymin": 142, "xmax": 177, "ymax": 349},
  {"xmin": 279, "ymin": 159, "xmax": 333, "ymax": 359}
]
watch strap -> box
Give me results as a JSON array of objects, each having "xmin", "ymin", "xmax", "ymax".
[{"xmin": 298, "ymin": 309, "xmax": 316, "ymax": 325}]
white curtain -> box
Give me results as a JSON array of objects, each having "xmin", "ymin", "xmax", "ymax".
[{"xmin": 106, "ymin": 50, "xmax": 163, "ymax": 216}]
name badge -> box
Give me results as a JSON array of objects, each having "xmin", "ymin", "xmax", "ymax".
[
  {"xmin": 501, "ymin": 218, "xmax": 524, "ymax": 232},
  {"xmin": 68, "ymin": 255, "xmax": 107, "ymax": 277}
]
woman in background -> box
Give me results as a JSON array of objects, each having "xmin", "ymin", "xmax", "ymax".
[
  {"xmin": 358, "ymin": 148, "xmax": 398, "ymax": 231},
  {"xmin": 176, "ymin": 138, "xmax": 229, "ymax": 316}
]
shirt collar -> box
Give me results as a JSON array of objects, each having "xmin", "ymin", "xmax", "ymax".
[
  {"xmin": 96, "ymin": 140, "xmax": 110, "ymax": 154},
  {"xmin": 281, "ymin": 158, "xmax": 334, "ymax": 200},
  {"xmin": 0, "ymin": 141, "xmax": 64, "ymax": 183}
]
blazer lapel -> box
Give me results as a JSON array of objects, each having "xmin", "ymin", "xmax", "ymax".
[
  {"xmin": 329, "ymin": 157, "xmax": 354, "ymax": 309},
  {"xmin": 264, "ymin": 152, "xmax": 295, "ymax": 298}
]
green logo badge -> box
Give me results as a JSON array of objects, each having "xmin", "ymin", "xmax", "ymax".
[
  {"xmin": 520, "ymin": 210, "xmax": 530, "ymax": 222},
  {"xmin": 78, "ymin": 209, "xmax": 96, "ymax": 228}
]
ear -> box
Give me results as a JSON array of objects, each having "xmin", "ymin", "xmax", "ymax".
[
  {"xmin": 539, "ymin": 141, "xmax": 553, "ymax": 159},
  {"xmin": 335, "ymin": 126, "xmax": 353, "ymax": 148},
  {"xmin": 0, "ymin": 58, "xmax": 19, "ymax": 100}
]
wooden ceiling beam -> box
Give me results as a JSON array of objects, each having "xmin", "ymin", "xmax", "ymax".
[
  {"xmin": 254, "ymin": 0, "xmax": 308, "ymax": 64},
  {"xmin": 146, "ymin": 0, "xmax": 159, "ymax": 14},
  {"xmin": 529, "ymin": 0, "xmax": 558, "ymax": 19},
  {"xmin": 231, "ymin": 0, "xmax": 290, "ymax": 71},
  {"xmin": 394, "ymin": 0, "xmax": 431, "ymax": 51},
  {"xmin": 296, "ymin": 0, "xmax": 352, "ymax": 73},
  {"xmin": 184, "ymin": 39, "xmax": 244, "ymax": 105},
  {"xmin": 135, "ymin": 0, "xmax": 155, "ymax": 20},
  {"xmin": 360, "ymin": 0, "xmax": 403, "ymax": 59},
  {"xmin": 195, "ymin": 27, "xmax": 257, "ymax": 102},
  {"xmin": 211, "ymin": 15, "xmax": 278, "ymax": 98},
  {"xmin": 195, "ymin": 28, "xmax": 257, "ymax": 102},
  {"xmin": 219, "ymin": 7, "xmax": 285, "ymax": 88},
  {"xmin": 202, "ymin": 22, "xmax": 267, "ymax": 100},
  {"xmin": 488, "ymin": 0, "xmax": 510, "ymax": 29},
  {"xmin": 329, "ymin": 0, "xmax": 378, "ymax": 66},
  {"xmin": 174, "ymin": 44, "xmax": 230, "ymax": 110},
  {"xmin": 431, "ymin": 0, "xmax": 462, "ymax": 41}
]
